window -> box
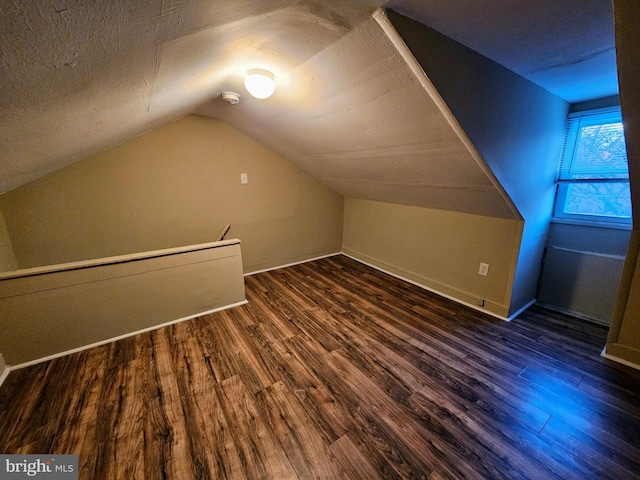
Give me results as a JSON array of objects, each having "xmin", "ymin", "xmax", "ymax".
[{"xmin": 554, "ymin": 107, "xmax": 632, "ymax": 225}]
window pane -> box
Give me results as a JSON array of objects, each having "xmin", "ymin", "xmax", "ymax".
[
  {"xmin": 563, "ymin": 182, "xmax": 632, "ymax": 218},
  {"xmin": 569, "ymin": 122, "xmax": 628, "ymax": 179},
  {"xmin": 555, "ymin": 107, "xmax": 632, "ymax": 224}
]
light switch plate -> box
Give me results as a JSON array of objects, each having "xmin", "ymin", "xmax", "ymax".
[{"xmin": 479, "ymin": 262, "xmax": 489, "ymax": 276}]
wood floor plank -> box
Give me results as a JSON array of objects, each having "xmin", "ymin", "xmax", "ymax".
[
  {"xmin": 205, "ymin": 309, "xmax": 277, "ymax": 394},
  {"xmin": 305, "ymin": 281, "xmax": 552, "ymax": 433},
  {"xmin": 577, "ymin": 372, "xmax": 640, "ymax": 417},
  {"xmin": 254, "ymin": 380, "xmax": 341, "ymax": 479},
  {"xmin": 285, "ymin": 307, "xmax": 343, "ymax": 352},
  {"xmin": 150, "ymin": 329, "xmax": 183, "ymax": 405},
  {"xmin": 283, "ymin": 330, "xmax": 466, "ymax": 478},
  {"xmin": 89, "ymin": 360, "xmax": 146, "ymax": 479},
  {"xmin": 281, "ymin": 333, "xmax": 407, "ymax": 476},
  {"xmin": 170, "ymin": 333, "xmax": 217, "ymax": 397},
  {"xmin": 328, "ymin": 433, "xmax": 401, "ymax": 480},
  {"xmin": 327, "ymin": 349, "xmax": 482, "ymax": 479},
  {"xmin": 540, "ymin": 415, "xmax": 640, "ymax": 479},
  {"xmin": 407, "ymin": 387, "xmax": 553, "ymax": 480},
  {"xmin": 180, "ymin": 389, "xmax": 245, "ymax": 480},
  {"xmin": 215, "ymin": 375, "xmax": 298, "ymax": 479},
  {"xmin": 141, "ymin": 396, "xmax": 193, "ymax": 479},
  {"xmin": 48, "ymin": 348, "xmax": 110, "ymax": 455},
  {"xmin": 244, "ymin": 275, "xmax": 307, "ymax": 340},
  {"xmin": 162, "ymin": 338, "xmax": 233, "ymax": 479},
  {"xmin": 193, "ymin": 313, "xmax": 237, "ymax": 384},
  {"xmin": 265, "ymin": 335, "xmax": 351, "ymax": 444},
  {"xmin": 2, "ymin": 254, "xmax": 640, "ymax": 479}
]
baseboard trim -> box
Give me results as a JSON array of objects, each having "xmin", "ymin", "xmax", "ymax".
[
  {"xmin": 601, "ymin": 347, "xmax": 640, "ymax": 371},
  {"xmin": 341, "ymin": 251, "xmax": 513, "ymax": 322},
  {"xmin": 0, "ymin": 368, "xmax": 9, "ymax": 389},
  {"xmin": 7, "ymin": 300, "xmax": 248, "ymax": 373},
  {"xmin": 244, "ymin": 252, "xmax": 342, "ymax": 276},
  {"xmin": 507, "ymin": 299, "xmax": 537, "ymax": 322},
  {"xmin": 0, "ymin": 354, "xmax": 9, "ymax": 389},
  {"xmin": 535, "ymin": 302, "xmax": 610, "ymax": 327}
]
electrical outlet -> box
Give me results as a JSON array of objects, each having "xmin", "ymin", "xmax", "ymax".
[
  {"xmin": 478, "ymin": 262, "xmax": 489, "ymax": 276},
  {"xmin": 240, "ymin": 173, "xmax": 248, "ymax": 184}
]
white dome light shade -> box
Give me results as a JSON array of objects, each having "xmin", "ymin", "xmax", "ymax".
[{"xmin": 244, "ymin": 68, "xmax": 276, "ymax": 99}]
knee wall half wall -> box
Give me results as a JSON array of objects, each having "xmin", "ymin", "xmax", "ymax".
[{"xmin": 342, "ymin": 198, "xmax": 522, "ymax": 318}]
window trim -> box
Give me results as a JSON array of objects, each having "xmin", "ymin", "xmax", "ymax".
[{"xmin": 553, "ymin": 106, "xmax": 632, "ymax": 226}]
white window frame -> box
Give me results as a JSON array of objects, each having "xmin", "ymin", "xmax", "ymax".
[{"xmin": 553, "ymin": 106, "xmax": 632, "ymax": 227}]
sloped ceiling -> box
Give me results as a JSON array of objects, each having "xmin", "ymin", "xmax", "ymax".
[
  {"xmin": 1, "ymin": 0, "xmax": 363, "ymax": 193},
  {"xmin": 194, "ymin": 9, "xmax": 516, "ymax": 218},
  {"xmin": 0, "ymin": 0, "xmax": 617, "ymax": 218},
  {"xmin": 387, "ymin": 0, "xmax": 618, "ymax": 103}
]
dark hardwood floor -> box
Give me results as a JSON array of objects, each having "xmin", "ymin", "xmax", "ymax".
[{"xmin": 1, "ymin": 254, "xmax": 639, "ymax": 479}]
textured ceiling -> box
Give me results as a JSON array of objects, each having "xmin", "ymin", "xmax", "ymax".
[
  {"xmin": 0, "ymin": 0, "xmax": 617, "ymax": 210},
  {"xmin": 387, "ymin": 0, "xmax": 618, "ymax": 103},
  {"xmin": 0, "ymin": 1, "xmax": 366, "ymax": 191},
  {"xmin": 195, "ymin": 10, "xmax": 517, "ymax": 218}
]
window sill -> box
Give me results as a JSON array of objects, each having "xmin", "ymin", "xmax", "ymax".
[{"xmin": 550, "ymin": 217, "xmax": 633, "ymax": 230}]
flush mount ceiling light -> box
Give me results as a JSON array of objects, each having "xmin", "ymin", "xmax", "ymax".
[{"xmin": 244, "ymin": 68, "xmax": 276, "ymax": 99}]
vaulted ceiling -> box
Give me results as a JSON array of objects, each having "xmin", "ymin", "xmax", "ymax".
[
  {"xmin": 193, "ymin": 8, "xmax": 516, "ymax": 218},
  {"xmin": 0, "ymin": 1, "xmax": 617, "ymax": 217}
]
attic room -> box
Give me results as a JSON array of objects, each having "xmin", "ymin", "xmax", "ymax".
[{"xmin": 1, "ymin": 0, "xmax": 639, "ymax": 478}]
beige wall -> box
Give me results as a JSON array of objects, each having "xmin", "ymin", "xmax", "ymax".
[
  {"xmin": 0, "ymin": 207, "xmax": 17, "ymax": 272},
  {"xmin": 342, "ymin": 198, "xmax": 522, "ymax": 318},
  {"xmin": 0, "ymin": 116, "xmax": 344, "ymax": 273}
]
